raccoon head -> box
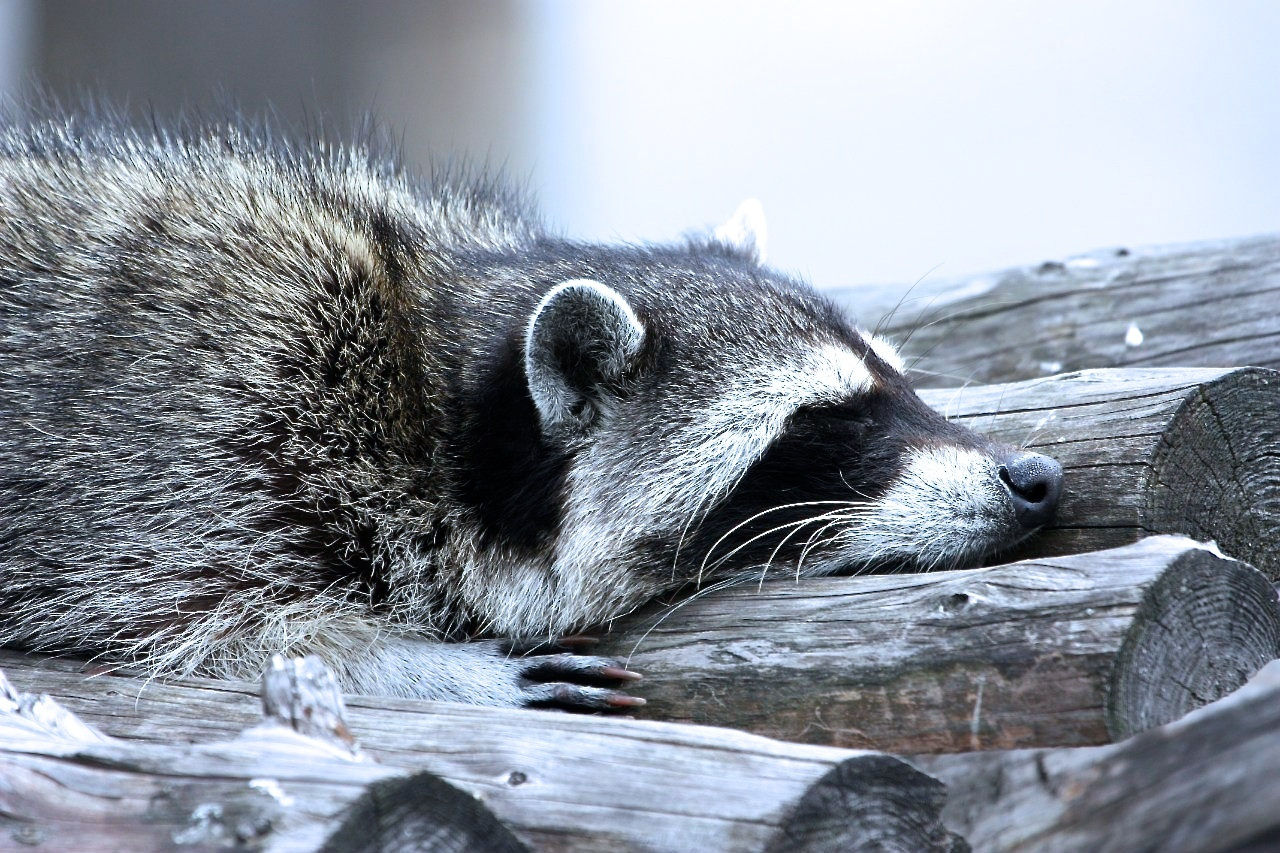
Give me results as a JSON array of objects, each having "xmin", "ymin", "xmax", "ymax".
[{"xmin": 518, "ymin": 263, "xmax": 1062, "ymax": 591}]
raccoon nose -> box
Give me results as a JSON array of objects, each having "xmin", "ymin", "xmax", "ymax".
[{"xmin": 998, "ymin": 452, "xmax": 1063, "ymax": 529}]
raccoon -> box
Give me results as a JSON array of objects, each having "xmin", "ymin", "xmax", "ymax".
[{"xmin": 0, "ymin": 115, "xmax": 1062, "ymax": 709}]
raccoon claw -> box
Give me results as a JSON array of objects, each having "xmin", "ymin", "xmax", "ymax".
[
  {"xmin": 598, "ymin": 665, "xmax": 643, "ymax": 682},
  {"xmin": 523, "ymin": 681, "xmax": 647, "ymax": 711},
  {"xmin": 515, "ymin": 652, "xmax": 644, "ymax": 712}
]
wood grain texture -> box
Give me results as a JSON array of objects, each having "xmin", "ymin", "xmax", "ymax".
[
  {"xmin": 916, "ymin": 367, "xmax": 1280, "ymax": 579},
  {"xmin": 0, "ymin": 664, "xmax": 527, "ymax": 853},
  {"xmin": 592, "ymin": 537, "xmax": 1280, "ymax": 752},
  {"xmin": 0, "ymin": 655, "xmax": 953, "ymax": 852},
  {"xmin": 829, "ymin": 235, "xmax": 1280, "ymax": 388},
  {"xmin": 914, "ymin": 659, "xmax": 1280, "ymax": 853}
]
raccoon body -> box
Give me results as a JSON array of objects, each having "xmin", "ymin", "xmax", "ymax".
[{"xmin": 0, "ymin": 117, "xmax": 1062, "ymax": 707}]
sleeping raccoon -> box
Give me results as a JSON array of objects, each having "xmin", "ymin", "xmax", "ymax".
[{"xmin": 0, "ymin": 116, "xmax": 1062, "ymax": 708}]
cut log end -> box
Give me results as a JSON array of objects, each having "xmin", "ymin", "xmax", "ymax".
[
  {"xmin": 920, "ymin": 367, "xmax": 1280, "ymax": 580},
  {"xmin": 319, "ymin": 772, "xmax": 530, "ymax": 853},
  {"xmin": 1107, "ymin": 544, "xmax": 1280, "ymax": 740},
  {"xmin": 1146, "ymin": 368, "xmax": 1280, "ymax": 580},
  {"xmin": 766, "ymin": 754, "xmax": 968, "ymax": 853}
]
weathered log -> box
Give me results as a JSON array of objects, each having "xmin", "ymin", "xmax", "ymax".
[
  {"xmin": 917, "ymin": 367, "xmax": 1280, "ymax": 579},
  {"xmin": 829, "ymin": 234, "xmax": 1280, "ymax": 388},
  {"xmin": 588, "ymin": 537, "xmax": 1280, "ymax": 752},
  {"xmin": 0, "ymin": 655, "xmax": 960, "ymax": 852},
  {"xmin": 913, "ymin": 658, "xmax": 1280, "ymax": 853},
  {"xmin": 0, "ymin": 656, "xmax": 527, "ymax": 853},
  {"xmin": 767, "ymin": 756, "xmax": 966, "ymax": 853}
]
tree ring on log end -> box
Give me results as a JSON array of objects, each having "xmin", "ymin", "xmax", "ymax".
[
  {"xmin": 319, "ymin": 771, "xmax": 528, "ymax": 853},
  {"xmin": 1106, "ymin": 547, "xmax": 1280, "ymax": 741},
  {"xmin": 766, "ymin": 755, "xmax": 968, "ymax": 852},
  {"xmin": 1145, "ymin": 367, "xmax": 1280, "ymax": 580}
]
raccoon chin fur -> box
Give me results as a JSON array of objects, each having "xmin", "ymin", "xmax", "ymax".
[{"xmin": 0, "ymin": 113, "xmax": 1062, "ymax": 709}]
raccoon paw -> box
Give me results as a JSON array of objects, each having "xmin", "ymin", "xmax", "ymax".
[{"xmin": 509, "ymin": 643, "xmax": 644, "ymax": 712}]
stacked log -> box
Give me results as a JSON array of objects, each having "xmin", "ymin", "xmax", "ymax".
[
  {"xmin": 0, "ymin": 656, "xmax": 960, "ymax": 852},
  {"xmin": 593, "ymin": 536, "xmax": 1278, "ymax": 751},
  {"xmin": 829, "ymin": 234, "xmax": 1280, "ymax": 387},
  {"xmin": 3, "ymin": 644, "xmax": 1278, "ymax": 850},
  {"xmin": 913, "ymin": 659, "xmax": 1280, "ymax": 853},
  {"xmin": 0, "ymin": 657, "xmax": 528, "ymax": 853},
  {"xmin": 916, "ymin": 366, "xmax": 1280, "ymax": 578}
]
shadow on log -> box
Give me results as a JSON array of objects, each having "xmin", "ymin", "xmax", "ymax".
[
  {"xmin": 914, "ymin": 659, "xmax": 1280, "ymax": 852},
  {"xmin": 829, "ymin": 235, "xmax": 1280, "ymax": 388},
  {"xmin": 917, "ymin": 367, "xmax": 1280, "ymax": 579},
  {"xmin": 594, "ymin": 537, "xmax": 1280, "ymax": 752}
]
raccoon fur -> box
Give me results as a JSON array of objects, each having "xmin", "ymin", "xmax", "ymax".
[{"xmin": 0, "ymin": 115, "xmax": 1062, "ymax": 708}]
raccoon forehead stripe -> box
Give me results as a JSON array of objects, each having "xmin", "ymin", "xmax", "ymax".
[
  {"xmin": 809, "ymin": 344, "xmax": 876, "ymax": 398},
  {"xmin": 866, "ymin": 335, "xmax": 906, "ymax": 374}
]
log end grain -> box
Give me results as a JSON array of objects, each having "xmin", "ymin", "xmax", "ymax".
[
  {"xmin": 1106, "ymin": 544, "xmax": 1280, "ymax": 740},
  {"xmin": 320, "ymin": 772, "xmax": 529, "ymax": 853},
  {"xmin": 1146, "ymin": 368, "xmax": 1280, "ymax": 581},
  {"xmin": 766, "ymin": 754, "xmax": 968, "ymax": 853}
]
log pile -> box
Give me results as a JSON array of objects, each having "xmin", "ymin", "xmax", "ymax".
[
  {"xmin": 829, "ymin": 234, "xmax": 1280, "ymax": 387},
  {"xmin": 0, "ymin": 654, "xmax": 961, "ymax": 851},
  {"xmin": 2, "ymin": 645, "xmax": 1278, "ymax": 851},
  {"xmin": 5, "ymin": 235, "xmax": 1280, "ymax": 850},
  {"xmin": 916, "ymin": 366, "xmax": 1280, "ymax": 577},
  {"xmin": 913, "ymin": 659, "xmax": 1280, "ymax": 852},
  {"xmin": 594, "ymin": 536, "xmax": 1280, "ymax": 751}
]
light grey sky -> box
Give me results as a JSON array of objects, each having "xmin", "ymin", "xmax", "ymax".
[
  {"xmin": 529, "ymin": 1, "xmax": 1280, "ymax": 288},
  {"xmin": 3, "ymin": 1, "xmax": 1277, "ymax": 290}
]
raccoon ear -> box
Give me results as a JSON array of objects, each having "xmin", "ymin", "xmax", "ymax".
[
  {"xmin": 713, "ymin": 198, "xmax": 768, "ymax": 265},
  {"xmin": 525, "ymin": 279, "xmax": 646, "ymax": 435}
]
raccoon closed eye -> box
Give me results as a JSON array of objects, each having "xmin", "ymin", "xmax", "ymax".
[{"xmin": 796, "ymin": 402, "xmax": 875, "ymax": 428}]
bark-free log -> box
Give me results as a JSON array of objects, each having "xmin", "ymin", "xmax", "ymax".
[
  {"xmin": 917, "ymin": 367, "xmax": 1280, "ymax": 579},
  {"xmin": 913, "ymin": 659, "xmax": 1280, "ymax": 853},
  {"xmin": 0, "ymin": 659, "xmax": 527, "ymax": 853},
  {"xmin": 0, "ymin": 655, "xmax": 960, "ymax": 852},
  {"xmin": 829, "ymin": 235, "xmax": 1280, "ymax": 388},
  {"xmin": 593, "ymin": 537, "xmax": 1280, "ymax": 752}
]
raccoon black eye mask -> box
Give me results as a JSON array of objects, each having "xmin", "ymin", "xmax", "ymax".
[{"xmin": 0, "ymin": 115, "xmax": 1061, "ymax": 708}]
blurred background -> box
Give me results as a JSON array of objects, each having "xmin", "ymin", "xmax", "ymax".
[{"xmin": 0, "ymin": 0, "xmax": 1277, "ymax": 289}]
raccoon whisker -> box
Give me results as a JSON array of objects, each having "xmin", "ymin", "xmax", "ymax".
[
  {"xmin": 709, "ymin": 503, "xmax": 860, "ymax": 575},
  {"xmin": 902, "ymin": 365, "xmax": 983, "ymax": 386},
  {"xmin": 673, "ymin": 473, "xmax": 747, "ymax": 583},
  {"xmin": 988, "ymin": 382, "xmax": 1011, "ymax": 436},
  {"xmin": 901, "ymin": 297, "xmax": 1021, "ymax": 354},
  {"xmin": 696, "ymin": 500, "xmax": 860, "ymax": 587},
  {"xmin": 1020, "ymin": 427, "xmax": 1048, "ymax": 449},
  {"xmin": 673, "ymin": 453, "xmax": 766, "ymax": 583},
  {"xmin": 623, "ymin": 576, "xmax": 743, "ymax": 663},
  {"xmin": 757, "ymin": 509, "xmax": 856, "ymax": 590},
  {"xmin": 794, "ymin": 517, "xmax": 852, "ymax": 580},
  {"xmin": 703, "ymin": 515, "xmax": 832, "ymax": 581},
  {"xmin": 871, "ymin": 263, "xmax": 944, "ymax": 341}
]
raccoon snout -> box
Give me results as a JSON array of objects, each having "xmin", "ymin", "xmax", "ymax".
[{"xmin": 998, "ymin": 451, "xmax": 1063, "ymax": 530}]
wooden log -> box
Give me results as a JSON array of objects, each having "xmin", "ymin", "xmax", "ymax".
[
  {"xmin": 588, "ymin": 537, "xmax": 1280, "ymax": 752},
  {"xmin": 913, "ymin": 658, "xmax": 1280, "ymax": 853},
  {"xmin": 0, "ymin": 657, "xmax": 527, "ymax": 853},
  {"xmin": 828, "ymin": 234, "xmax": 1280, "ymax": 388},
  {"xmin": 917, "ymin": 367, "xmax": 1280, "ymax": 579},
  {"xmin": 0, "ymin": 655, "xmax": 960, "ymax": 852}
]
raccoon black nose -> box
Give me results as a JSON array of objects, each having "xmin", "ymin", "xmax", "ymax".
[{"xmin": 998, "ymin": 452, "xmax": 1063, "ymax": 529}]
